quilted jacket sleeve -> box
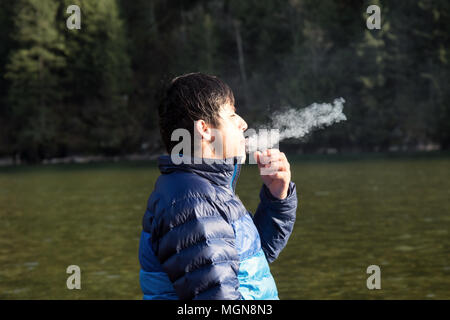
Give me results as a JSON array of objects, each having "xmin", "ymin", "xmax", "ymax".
[
  {"xmin": 252, "ymin": 181, "xmax": 298, "ymax": 263},
  {"xmin": 148, "ymin": 194, "xmax": 243, "ymax": 300}
]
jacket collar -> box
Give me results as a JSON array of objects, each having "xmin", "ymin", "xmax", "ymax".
[{"xmin": 158, "ymin": 155, "xmax": 243, "ymax": 192}]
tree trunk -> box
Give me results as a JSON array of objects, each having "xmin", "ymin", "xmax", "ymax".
[{"xmin": 233, "ymin": 19, "xmax": 249, "ymax": 106}]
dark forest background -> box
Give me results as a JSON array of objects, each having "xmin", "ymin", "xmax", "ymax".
[{"xmin": 0, "ymin": 0, "xmax": 449, "ymax": 163}]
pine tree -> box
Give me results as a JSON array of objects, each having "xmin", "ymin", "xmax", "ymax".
[
  {"xmin": 0, "ymin": 0, "xmax": 16, "ymax": 156},
  {"xmin": 5, "ymin": 0, "xmax": 67, "ymax": 161},
  {"xmin": 60, "ymin": 0, "xmax": 132, "ymax": 155}
]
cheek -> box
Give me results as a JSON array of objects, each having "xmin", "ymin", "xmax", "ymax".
[
  {"xmin": 221, "ymin": 122, "xmax": 242, "ymax": 147},
  {"xmin": 230, "ymin": 129, "xmax": 242, "ymax": 143},
  {"xmin": 222, "ymin": 129, "xmax": 237, "ymax": 149}
]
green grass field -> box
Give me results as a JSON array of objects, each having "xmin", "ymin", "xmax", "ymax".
[{"xmin": 0, "ymin": 154, "xmax": 449, "ymax": 299}]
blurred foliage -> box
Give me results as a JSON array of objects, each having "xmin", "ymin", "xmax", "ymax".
[{"xmin": 0, "ymin": 0, "xmax": 449, "ymax": 162}]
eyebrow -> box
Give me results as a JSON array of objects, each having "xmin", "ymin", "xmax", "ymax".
[{"xmin": 221, "ymin": 105, "xmax": 236, "ymax": 115}]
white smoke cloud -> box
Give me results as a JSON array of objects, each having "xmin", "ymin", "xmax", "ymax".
[{"xmin": 246, "ymin": 97, "xmax": 347, "ymax": 152}]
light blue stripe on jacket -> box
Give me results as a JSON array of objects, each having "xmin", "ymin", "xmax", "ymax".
[{"xmin": 237, "ymin": 249, "xmax": 279, "ymax": 300}]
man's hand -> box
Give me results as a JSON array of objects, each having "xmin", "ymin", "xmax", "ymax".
[{"xmin": 254, "ymin": 149, "xmax": 291, "ymax": 200}]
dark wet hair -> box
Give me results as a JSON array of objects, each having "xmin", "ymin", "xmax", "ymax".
[{"xmin": 158, "ymin": 72, "xmax": 235, "ymax": 153}]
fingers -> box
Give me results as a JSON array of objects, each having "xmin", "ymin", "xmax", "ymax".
[
  {"xmin": 279, "ymin": 152, "xmax": 290, "ymax": 171},
  {"xmin": 256, "ymin": 149, "xmax": 291, "ymax": 176},
  {"xmin": 253, "ymin": 151, "xmax": 262, "ymax": 164},
  {"xmin": 256, "ymin": 149, "xmax": 279, "ymax": 165},
  {"xmin": 256, "ymin": 149, "xmax": 289, "ymax": 167}
]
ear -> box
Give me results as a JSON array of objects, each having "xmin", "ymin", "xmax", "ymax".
[{"xmin": 194, "ymin": 120, "xmax": 213, "ymax": 142}]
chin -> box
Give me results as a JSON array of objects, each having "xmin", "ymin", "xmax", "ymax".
[
  {"xmin": 238, "ymin": 146, "xmax": 247, "ymax": 163},
  {"xmin": 224, "ymin": 143, "xmax": 246, "ymax": 162}
]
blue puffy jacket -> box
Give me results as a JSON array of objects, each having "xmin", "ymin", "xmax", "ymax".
[{"xmin": 139, "ymin": 155, "xmax": 298, "ymax": 300}]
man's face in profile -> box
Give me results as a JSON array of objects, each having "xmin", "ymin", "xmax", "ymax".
[{"xmin": 215, "ymin": 102, "xmax": 248, "ymax": 160}]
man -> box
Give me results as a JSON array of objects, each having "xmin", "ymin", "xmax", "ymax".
[{"xmin": 138, "ymin": 72, "xmax": 298, "ymax": 299}]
